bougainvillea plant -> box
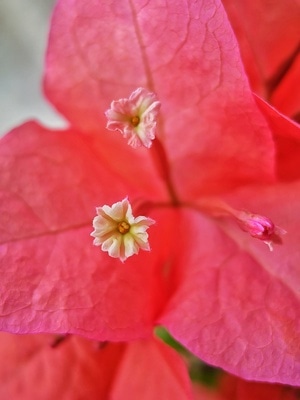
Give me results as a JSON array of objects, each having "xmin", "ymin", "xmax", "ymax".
[{"xmin": 0, "ymin": 0, "xmax": 300, "ymax": 398}]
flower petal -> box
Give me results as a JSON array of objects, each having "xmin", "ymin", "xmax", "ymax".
[
  {"xmin": 0, "ymin": 122, "xmax": 169, "ymax": 339},
  {"xmin": 45, "ymin": 0, "xmax": 276, "ymax": 198},
  {"xmin": 219, "ymin": 373, "xmax": 300, "ymax": 400},
  {"xmin": 159, "ymin": 206, "xmax": 300, "ymax": 385},
  {"xmin": 0, "ymin": 333, "xmax": 125, "ymax": 399},
  {"xmin": 222, "ymin": 0, "xmax": 300, "ymax": 119},
  {"xmin": 255, "ymin": 95, "xmax": 300, "ymax": 181},
  {"xmin": 0, "ymin": 121, "xmax": 166, "ymax": 245},
  {"xmin": 0, "ymin": 333, "xmax": 193, "ymax": 400},
  {"xmin": 111, "ymin": 337, "xmax": 193, "ymax": 400}
]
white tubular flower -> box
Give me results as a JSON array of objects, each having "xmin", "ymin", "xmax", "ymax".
[
  {"xmin": 105, "ymin": 87, "xmax": 161, "ymax": 148},
  {"xmin": 91, "ymin": 198, "xmax": 155, "ymax": 262}
]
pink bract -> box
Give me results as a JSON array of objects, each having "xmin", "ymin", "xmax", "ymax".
[
  {"xmin": 1, "ymin": 0, "xmax": 300, "ymax": 388},
  {"xmin": 219, "ymin": 373, "xmax": 300, "ymax": 400},
  {"xmin": 0, "ymin": 333, "xmax": 193, "ymax": 399},
  {"xmin": 222, "ymin": 0, "xmax": 300, "ymax": 120}
]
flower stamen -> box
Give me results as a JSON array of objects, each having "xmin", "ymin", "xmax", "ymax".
[
  {"xmin": 131, "ymin": 116, "xmax": 140, "ymax": 127},
  {"xmin": 118, "ymin": 221, "xmax": 131, "ymax": 234}
]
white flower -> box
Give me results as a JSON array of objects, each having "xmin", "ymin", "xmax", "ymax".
[
  {"xmin": 91, "ymin": 198, "xmax": 155, "ymax": 262},
  {"xmin": 105, "ymin": 87, "xmax": 161, "ymax": 148}
]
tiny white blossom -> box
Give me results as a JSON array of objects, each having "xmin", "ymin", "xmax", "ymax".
[
  {"xmin": 91, "ymin": 198, "xmax": 155, "ymax": 262},
  {"xmin": 105, "ymin": 87, "xmax": 161, "ymax": 148}
]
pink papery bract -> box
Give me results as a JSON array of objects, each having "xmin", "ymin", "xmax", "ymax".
[{"xmin": 1, "ymin": 0, "xmax": 300, "ymax": 388}]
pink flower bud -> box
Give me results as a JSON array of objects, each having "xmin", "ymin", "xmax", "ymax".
[{"xmin": 235, "ymin": 211, "xmax": 286, "ymax": 251}]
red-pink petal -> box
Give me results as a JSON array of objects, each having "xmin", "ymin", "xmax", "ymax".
[
  {"xmin": 0, "ymin": 333, "xmax": 125, "ymax": 399},
  {"xmin": 222, "ymin": 0, "xmax": 300, "ymax": 119},
  {"xmin": 220, "ymin": 373, "xmax": 300, "ymax": 400},
  {"xmin": 222, "ymin": 181, "xmax": 300, "ymax": 302},
  {"xmin": 0, "ymin": 334, "xmax": 193, "ymax": 400},
  {"xmin": 44, "ymin": 0, "xmax": 275, "ymax": 197},
  {"xmin": 0, "ymin": 121, "xmax": 166, "ymax": 244},
  {"xmin": 0, "ymin": 122, "xmax": 169, "ymax": 339},
  {"xmin": 111, "ymin": 337, "xmax": 193, "ymax": 400},
  {"xmin": 255, "ymin": 96, "xmax": 300, "ymax": 181},
  {"xmin": 270, "ymin": 53, "xmax": 300, "ymax": 120},
  {"xmin": 0, "ymin": 213, "xmax": 177, "ymax": 340},
  {"xmin": 159, "ymin": 207, "xmax": 300, "ymax": 385}
]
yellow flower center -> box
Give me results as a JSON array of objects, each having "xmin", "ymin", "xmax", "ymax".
[
  {"xmin": 131, "ymin": 116, "xmax": 140, "ymax": 127},
  {"xmin": 118, "ymin": 221, "xmax": 131, "ymax": 234}
]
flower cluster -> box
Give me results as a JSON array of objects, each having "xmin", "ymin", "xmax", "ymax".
[{"xmin": 0, "ymin": 0, "xmax": 299, "ymax": 398}]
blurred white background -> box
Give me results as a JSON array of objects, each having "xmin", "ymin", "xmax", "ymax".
[{"xmin": 0, "ymin": 0, "xmax": 65, "ymax": 135}]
